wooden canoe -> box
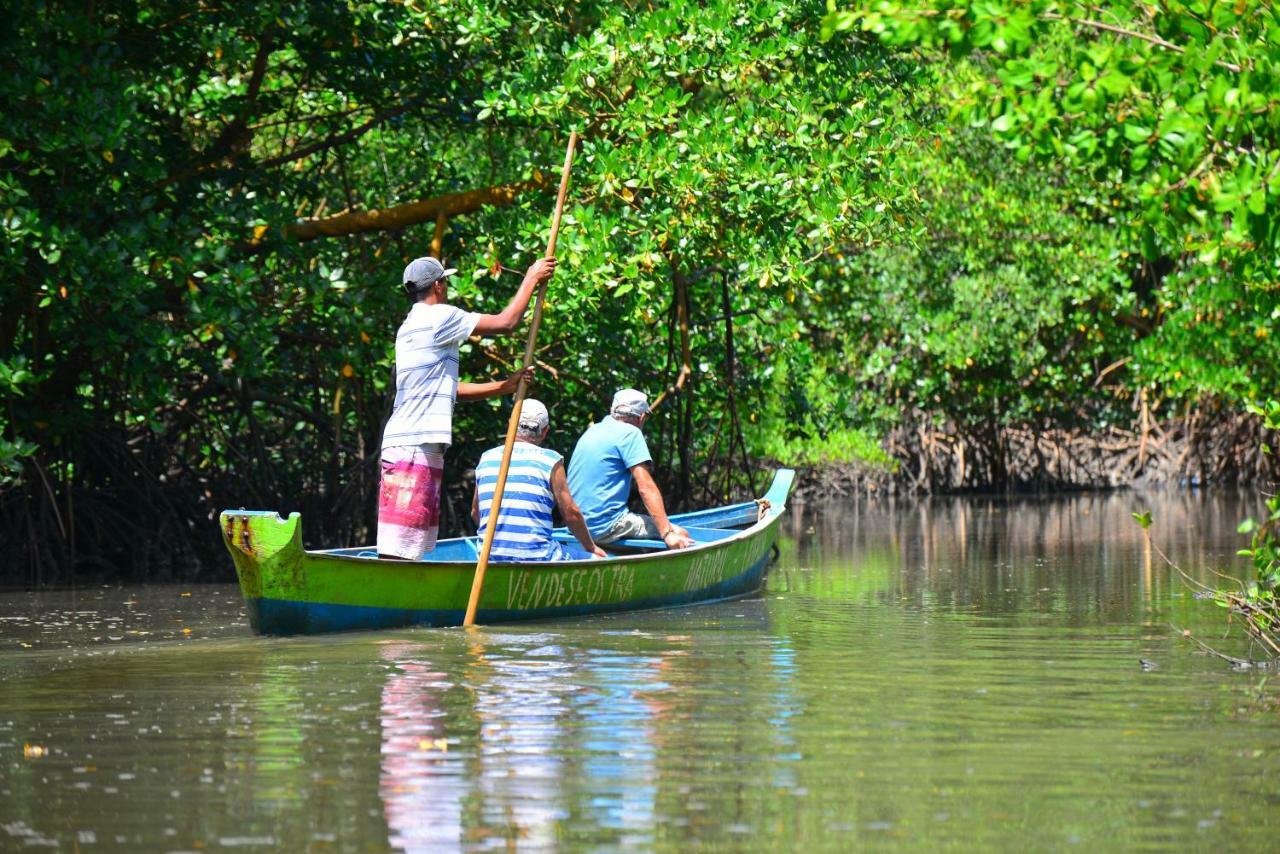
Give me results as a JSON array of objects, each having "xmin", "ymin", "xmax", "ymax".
[{"xmin": 219, "ymin": 469, "xmax": 795, "ymax": 635}]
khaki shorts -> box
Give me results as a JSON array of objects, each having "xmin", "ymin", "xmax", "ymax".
[{"xmin": 596, "ymin": 511, "xmax": 663, "ymax": 544}]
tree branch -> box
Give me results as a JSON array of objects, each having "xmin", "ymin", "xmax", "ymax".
[
  {"xmin": 650, "ymin": 259, "xmax": 693, "ymax": 413},
  {"xmin": 257, "ymin": 100, "xmax": 418, "ymax": 170},
  {"xmin": 1045, "ymin": 13, "xmax": 1244, "ymax": 74},
  {"xmin": 205, "ymin": 26, "xmax": 277, "ymax": 158},
  {"xmin": 163, "ymin": 26, "xmax": 278, "ymax": 187},
  {"xmin": 247, "ymin": 173, "xmax": 557, "ymax": 246}
]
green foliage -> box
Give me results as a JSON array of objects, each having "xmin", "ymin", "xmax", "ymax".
[
  {"xmin": 4, "ymin": 0, "xmax": 1280, "ymax": 579},
  {"xmin": 1213, "ymin": 400, "xmax": 1280, "ymax": 652},
  {"xmin": 824, "ymin": 1, "xmax": 1280, "ymax": 402},
  {"xmin": 805, "ymin": 131, "xmax": 1138, "ymax": 426},
  {"xmin": 0, "ymin": 357, "xmax": 37, "ymax": 486},
  {"xmin": 823, "ymin": 1, "xmax": 1278, "ymax": 253},
  {"xmin": 1237, "ymin": 401, "xmax": 1280, "ymax": 598},
  {"xmin": 755, "ymin": 426, "xmax": 895, "ymax": 469},
  {"xmin": 1224, "ymin": 492, "xmax": 1280, "ymax": 642},
  {"xmin": 0, "ymin": 437, "xmax": 37, "ymax": 487}
]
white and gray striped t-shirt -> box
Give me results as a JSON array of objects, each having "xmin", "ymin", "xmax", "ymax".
[{"xmin": 381, "ymin": 303, "xmax": 480, "ymax": 449}]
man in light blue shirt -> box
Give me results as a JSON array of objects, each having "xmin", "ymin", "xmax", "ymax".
[{"xmin": 566, "ymin": 389, "xmax": 694, "ymax": 549}]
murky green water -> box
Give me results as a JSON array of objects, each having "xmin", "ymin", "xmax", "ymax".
[{"xmin": 4, "ymin": 491, "xmax": 1280, "ymax": 850}]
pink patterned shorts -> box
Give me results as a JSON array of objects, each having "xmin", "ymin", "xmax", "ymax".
[{"xmin": 377, "ymin": 445, "xmax": 445, "ymax": 560}]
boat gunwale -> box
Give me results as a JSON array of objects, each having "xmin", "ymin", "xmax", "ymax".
[{"xmin": 302, "ymin": 505, "xmax": 780, "ymax": 569}]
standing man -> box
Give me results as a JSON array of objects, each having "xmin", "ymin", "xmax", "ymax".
[
  {"xmin": 471, "ymin": 399, "xmax": 606, "ymax": 561},
  {"xmin": 378, "ymin": 255, "xmax": 556, "ymax": 560},
  {"xmin": 566, "ymin": 389, "xmax": 695, "ymax": 549}
]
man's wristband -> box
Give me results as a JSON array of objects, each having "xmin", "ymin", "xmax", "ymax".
[{"xmin": 661, "ymin": 527, "xmax": 675, "ymax": 539}]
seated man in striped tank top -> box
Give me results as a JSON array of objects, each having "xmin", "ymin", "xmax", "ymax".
[{"xmin": 471, "ymin": 399, "xmax": 606, "ymax": 561}]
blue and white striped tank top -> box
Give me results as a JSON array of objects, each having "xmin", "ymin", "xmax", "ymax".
[{"xmin": 476, "ymin": 443, "xmax": 570, "ymax": 562}]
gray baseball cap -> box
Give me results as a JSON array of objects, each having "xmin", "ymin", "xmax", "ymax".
[{"xmin": 403, "ymin": 257, "xmax": 458, "ymax": 292}]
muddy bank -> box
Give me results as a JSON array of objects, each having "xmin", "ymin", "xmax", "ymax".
[{"xmin": 789, "ymin": 405, "xmax": 1280, "ymax": 500}]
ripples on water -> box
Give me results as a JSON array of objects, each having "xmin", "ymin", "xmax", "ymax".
[{"xmin": 2, "ymin": 490, "xmax": 1279, "ymax": 850}]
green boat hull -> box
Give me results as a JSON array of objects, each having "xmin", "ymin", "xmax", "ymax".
[{"xmin": 220, "ymin": 469, "xmax": 794, "ymax": 635}]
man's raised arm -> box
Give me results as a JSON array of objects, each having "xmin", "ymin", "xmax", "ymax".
[
  {"xmin": 472, "ymin": 258, "xmax": 557, "ymax": 336},
  {"xmin": 457, "ymin": 366, "xmax": 536, "ymax": 402}
]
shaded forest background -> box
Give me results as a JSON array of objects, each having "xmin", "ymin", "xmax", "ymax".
[{"xmin": 2, "ymin": 0, "xmax": 1278, "ymax": 584}]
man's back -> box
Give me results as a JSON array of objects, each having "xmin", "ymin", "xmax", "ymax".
[
  {"xmin": 382, "ymin": 302, "xmax": 479, "ymax": 448},
  {"xmin": 566, "ymin": 417, "xmax": 651, "ymax": 538},
  {"xmin": 475, "ymin": 443, "xmax": 563, "ymax": 561}
]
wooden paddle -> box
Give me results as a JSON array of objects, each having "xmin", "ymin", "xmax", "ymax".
[{"xmin": 463, "ymin": 131, "xmax": 578, "ymax": 627}]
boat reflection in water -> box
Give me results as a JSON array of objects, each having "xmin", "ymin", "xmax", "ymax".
[
  {"xmin": 377, "ymin": 641, "xmax": 469, "ymax": 850},
  {"xmin": 375, "ymin": 630, "xmax": 719, "ymax": 850},
  {"xmin": 379, "ymin": 638, "xmax": 585, "ymax": 849}
]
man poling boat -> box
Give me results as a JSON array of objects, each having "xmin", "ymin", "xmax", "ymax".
[
  {"xmin": 376, "ymin": 254, "xmax": 556, "ymax": 561},
  {"xmin": 461, "ymin": 132, "xmax": 578, "ymax": 625}
]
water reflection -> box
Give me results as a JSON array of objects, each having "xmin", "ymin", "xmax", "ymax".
[
  {"xmin": 378, "ymin": 642, "xmax": 467, "ymax": 850},
  {"xmin": 5, "ymin": 489, "xmax": 1280, "ymax": 850},
  {"xmin": 376, "ymin": 635, "xmax": 666, "ymax": 850},
  {"xmin": 577, "ymin": 652, "xmax": 660, "ymax": 839},
  {"xmin": 375, "ymin": 627, "xmax": 793, "ymax": 850},
  {"xmin": 473, "ymin": 652, "xmax": 575, "ymax": 847},
  {"xmin": 780, "ymin": 488, "xmax": 1262, "ymax": 624}
]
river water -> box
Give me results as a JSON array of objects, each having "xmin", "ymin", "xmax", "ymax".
[{"xmin": 3, "ymin": 491, "xmax": 1279, "ymax": 850}]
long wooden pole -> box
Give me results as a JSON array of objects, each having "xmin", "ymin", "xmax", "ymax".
[{"xmin": 463, "ymin": 131, "xmax": 577, "ymax": 627}]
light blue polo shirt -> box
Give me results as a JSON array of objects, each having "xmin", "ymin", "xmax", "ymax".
[{"xmin": 566, "ymin": 416, "xmax": 652, "ymax": 537}]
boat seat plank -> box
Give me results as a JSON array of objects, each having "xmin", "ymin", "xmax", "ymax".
[
  {"xmin": 552, "ymin": 523, "xmax": 737, "ymax": 552},
  {"xmin": 670, "ymin": 502, "xmax": 759, "ymax": 529},
  {"xmin": 547, "ymin": 530, "xmax": 665, "ymax": 550},
  {"xmin": 683, "ymin": 524, "xmax": 739, "ymax": 542}
]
